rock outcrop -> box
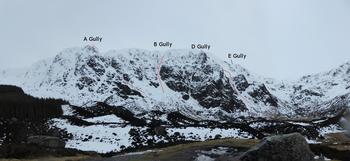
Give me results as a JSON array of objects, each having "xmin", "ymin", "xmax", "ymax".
[
  {"xmin": 27, "ymin": 135, "xmax": 65, "ymax": 148},
  {"xmin": 240, "ymin": 133, "xmax": 314, "ymax": 161}
]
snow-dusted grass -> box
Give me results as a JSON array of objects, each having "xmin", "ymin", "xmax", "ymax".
[
  {"xmin": 83, "ymin": 114, "xmax": 126, "ymax": 124},
  {"xmin": 194, "ymin": 154, "xmax": 214, "ymax": 161},
  {"xmin": 50, "ymin": 118, "xmax": 252, "ymax": 153},
  {"xmin": 167, "ymin": 127, "xmax": 250, "ymax": 141},
  {"xmin": 318, "ymin": 124, "xmax": 345, "ymax": 136},
  {"xmin": 51, "ymin": 118, "xmax": 133, "ymax": 153}
]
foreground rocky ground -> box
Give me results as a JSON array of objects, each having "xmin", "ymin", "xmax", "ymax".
[
  {"xmin": 83, "ymin": 133, "xmax": 350, "ymax": 161},
  {"xmin": 1, "ymin": 132, "xmax": 349, "ymax": 161}
]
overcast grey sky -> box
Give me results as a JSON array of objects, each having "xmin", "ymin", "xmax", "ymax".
[{"xmin": 0, "ymin": 0, "xmax": 349, "ymax": 80}]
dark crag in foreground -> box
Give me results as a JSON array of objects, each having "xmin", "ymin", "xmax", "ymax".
[
  {"xmin": 0, "ymin": 85, "xmax": 93, "ymax": 158},
  {"xmin": 0, "ymin": 85, "xmax": 64, "ymax": 120}
]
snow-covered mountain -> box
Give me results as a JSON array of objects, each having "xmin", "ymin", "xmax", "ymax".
[{"xmin": 1, "ymin": 46, "xmax": 349, "ymax": 120}]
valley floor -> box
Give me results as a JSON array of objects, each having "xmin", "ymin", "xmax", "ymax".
[{"xmin": 3, "ymin": 132, "xmax": 348, "ymax": 161}]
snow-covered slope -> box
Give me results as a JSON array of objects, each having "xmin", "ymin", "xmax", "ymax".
[
  {"xmin": 1, "ymin": 46, "xmax": 349, "ymax": 119},
  {"xmin": 266, "ymin": 62, "xmax": 350, "ymax": 116}
]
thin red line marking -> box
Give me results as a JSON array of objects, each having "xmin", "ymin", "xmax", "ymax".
[
  {"xmin": 222, "ymin": 67, "xmax": 255, "ymax": 109},
  {"xmin": 157, "ymin": 55, "xmax": 165, "ymax": 93}
]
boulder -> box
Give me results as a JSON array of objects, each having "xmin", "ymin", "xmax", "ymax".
[
  {"xmin": 27, "ymin": 135, "xmax": 65, "ymax": 148},
  {"xmin": 154, "ymin": 126, "xmax": 167, "ymax": 136},
  {"xmin": 240, "ymin": 133, "xmax": 314, "ymax": 161}
]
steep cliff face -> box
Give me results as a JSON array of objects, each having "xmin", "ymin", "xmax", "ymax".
[
  {"xmin": 159, "ymin": 52, "xmax": 246, "ymax": 112},
  {"xmin": 0, "ymin": 46, "xmax": 349, "ymax": 120}
]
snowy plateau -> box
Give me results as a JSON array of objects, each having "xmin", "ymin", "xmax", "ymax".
[{"xmin": 0, "ymin": 45, "xmax": 349, "ymax": 153}]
